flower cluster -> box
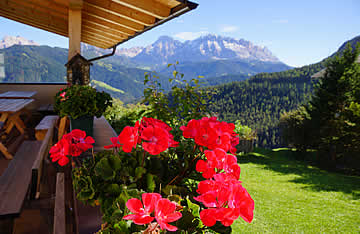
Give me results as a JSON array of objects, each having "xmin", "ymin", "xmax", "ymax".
[
  {"xmin": 196, "ymin": 148, "xmax": 240, "ymax": 180},
  {"xmin": 123, "ymin": 193, "xmax": 182, "ymax": 232},
  {"xmin": 180, "ymin": 116, "xmax": 239, "ymax": 154},
  {"xmin": 50, "ymin": 129, "xmax": 94, "ymax": 166},
  {"xmin": 181, "ymin": 117, "xmax": 254, "ymax": 227},
  {"xmin": 105, "ymin": 117, "xmax": 178, "ymax": 155},
  {"xmin": 194, "ymin": 173, "xmax": 254, "ymax": 227}
]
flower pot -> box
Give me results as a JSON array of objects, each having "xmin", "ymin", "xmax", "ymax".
[{"xmin": 70, "ymin": 115, "xmax": 94, "ymax": 137}]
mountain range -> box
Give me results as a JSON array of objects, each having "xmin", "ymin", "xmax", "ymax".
[
  {"xmin": 82, "ymin": 34, "xmax": 291, "ymax": 77},
  {"xmin": 0, "ymin": 34, "xmax": 293, "ymax": 102}
]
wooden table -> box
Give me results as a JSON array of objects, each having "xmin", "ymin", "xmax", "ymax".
[
  {"xmin": 0, "ymin": 91, "xmax": 37, "ymax": 99},
  {"xmin": 0, "ymin": 99, "xmax": 34, "ymax": 159}
]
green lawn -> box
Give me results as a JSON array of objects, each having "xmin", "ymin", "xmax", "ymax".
[{"xmin": 232, "ymin": 148, "xmax": 360, "ymax": 233}]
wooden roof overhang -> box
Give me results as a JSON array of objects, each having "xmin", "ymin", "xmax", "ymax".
[{"xmin": 0, "ymin": 0, "xmax": 198, "ymax": 50}]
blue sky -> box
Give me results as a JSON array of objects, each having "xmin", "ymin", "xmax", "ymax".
[{"xmin": 0, "ymin": 0, "xmax": 359, "ymax": 67}]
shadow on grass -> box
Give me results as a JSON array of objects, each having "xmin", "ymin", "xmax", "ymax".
[{"xmin": 238, "ymin": 148, "xmax": 360, "ymax": 200}]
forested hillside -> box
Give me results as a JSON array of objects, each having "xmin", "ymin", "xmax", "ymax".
[
  {"xmin": 209, "ymin": 78, "xmax": 314, "ymax": 147},
  {"xmin": 207, "ymin": 58, "xmax": 327, "ymax": 148},
  {"xmin": 208, "ymin": 36, "xmax": 360, "ymax": 148}
]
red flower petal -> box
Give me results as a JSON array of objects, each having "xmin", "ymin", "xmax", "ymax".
[
  {"xmin": 126, "ymin": 198, "xmax": 143, "ymax": 214},
  {"xmin": 200, "ymin": 209, "xmax": 217, "ymax": 227}
]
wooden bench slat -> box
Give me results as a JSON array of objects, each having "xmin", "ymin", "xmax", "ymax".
[
  {"xmin": 35, "ymin": 115, "xmax": 58, "ymax": 141},
  {"xmin": 53, "ymin": 173, "xmax": 66, "ymax": 234},
  {"xmin": 31, "ymin": 125, "xmax": 55, "ymax": 199},
  {"xmin": 0, "ymin": 141, "xmax": 42, "ymax": 218}
]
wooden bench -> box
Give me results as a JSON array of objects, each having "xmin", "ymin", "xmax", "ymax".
[
  {"xmin": 35, "ymin": 115, "xmax": 59, "ymax": 141},
  {"xmin": 0, "ymin": 141, "xmax": 42, "ymax": 233},
  {"xmin": 53, "ymin": 173, "xmax": 66, "ymax": 234},
  {"xmin": 31, "ymin": 117, "xmax": 57, "ymax": 199}
]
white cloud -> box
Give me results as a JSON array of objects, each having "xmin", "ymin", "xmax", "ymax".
[
  {"xmin": 220, "ymin": 25, "xmax": 239, "ymax": 33},
  {"xmin": 174, "ymin": 31, "xmax": 209, "ymax": 40},
  {"xmin": 272, "ymin": 19, "xmax": 289, "ymax": 24}
]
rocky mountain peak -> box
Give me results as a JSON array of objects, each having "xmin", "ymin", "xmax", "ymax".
[
  {"xmin": 0, "ymin": 35, "xmax": 38, "ymax": 49},
  {"xmin": 131, "ymin": 34, "xmax": 281, "ymax": 66}
]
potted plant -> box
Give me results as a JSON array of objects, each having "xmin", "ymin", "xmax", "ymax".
[
  {"xmin": 49, "ymin": 67, "xmax": 255, "ymax": 233},
  {"xmin": 54, "ymin": 85, "xmax": 112, "ymax": 137},
  {"xmin": 50, "ymin": 116, "xmax": 254, "ymax": 233}
]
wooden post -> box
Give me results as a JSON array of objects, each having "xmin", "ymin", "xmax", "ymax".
[{"xmin": 68, "ymin": 0, "xmax": 83, "ymax": 61}]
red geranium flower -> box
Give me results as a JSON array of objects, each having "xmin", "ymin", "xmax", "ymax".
[
  {"xmin": 141, "ymin": 126, "xmax": 171, "ymax": 155},
  {"xmin": 140, "ymin": 117, "xmax": 172, "ymax": 132},
  {"xmin": 196, "ymin": 148, "xmax": 241, "ymax": 180},
  {"xmin": 118, "ymin": 125, "xmax": 139, "ymax": 153},
  {"xmin": 67, "ymin": 129, "xmax": 95, "ymax": 156},
  {"xmin": 194, "ymin": 173, "xmax": 254, "ymax": 226},
  {"xmin": 104, "ymin": 137, "xmax": 121, "ymax": 149},
  {"xmin": 154, "ymin": 199, "xmax": 182, "ymax": 232},
  {"xmin": 123, "ymin": 193, "xmax": 161, "ymax": 225},
  {"xmin": 49, "ymin": 138, "xmax": 70, "ymax": 166}
]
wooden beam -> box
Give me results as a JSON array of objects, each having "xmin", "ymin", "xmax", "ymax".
[
  {"xmin": 82, "ymin": 21, "xmax": 127, "ymax": 39},
  {"xmin": 81, "ymin": 40, "xmax": 109, "ymax": 49},
  {"xmin": 81, "ymin": 31, "xmax": 118, "ymax": 45},
  {"xmin": 86, "ymin": 0, "xmax": 155, "ymax": 26},
  {"xmin": 68, "ymin": 0, "xmax": 83, "ymax": 60},
  {"xmin": 82, "ymin": 13, "xmax": 135, "ymax": 36},
  {"xmin": 82, "ymin": 2, "xmax": 144, "ymax": 31},
  {"xmin": 10, "ymin": 0, "xmax": 68, "ymax": 19},
  {"xmin": 81, "ymin": 39, "xmax": 109, "ymax": 49},
  {"xmin": 0, "ymin": 1, "xmax": 68, "ymax": 29},
  {"xmin": 0, "ymin": 10, "xmax": 68, "ymax": 37},
  {"xmin": 112, "ymin": 0, "xmax": 171, "ymax": 19},
  {"xmin": 83, "ymin": 25, "xmax": 126, "ymax": 41}
]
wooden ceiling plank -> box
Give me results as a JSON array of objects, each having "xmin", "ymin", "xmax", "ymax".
[
  {"xmin": 112, "ymin": 0, "xmax": 171, "ymax": 19},
  {"xmin": 0, "ymin": 1, "xmax": 68, "ymax": 30},
  {"xmin": 81, "ymin": 35, "xmax": 115, "ymax": 48},
  {"xmin": 82, "ymin": 3, "xmax": 144, "ymax": 31},
  {"xmin": 81, "ymin": 38, "xmax": 109, "ymax": 49},
  {"xmin": 82, "ymin": 29, "xmax": 120, "ymax": 43},
  {"xmin": 85, "ymin": 0, "xmax": 155, "ymax": 26},
  {"xmin": 82, "ymin": 13, "xmax": 134, "ymax": 36},
  {"xmin": 83, "ymin": 25, "xmax": 126, "ymax": 41},
  {"xmin": 11, "ymin": 0, "xmax": 68, "ymax": 18},
  {"xmin": 82, "ymin": 35, "xmax": 118, "ymax": 46},
  {"xmin": 0, "ymin": 11, "xmax": 68, "ymax": 37},
  {"xmin": 82, "ymin": 21, "xmax": 128, "ymax": 39},
  {"xmin": 81, "ymin": 29, "xmax": 118, "ymax": 43}
]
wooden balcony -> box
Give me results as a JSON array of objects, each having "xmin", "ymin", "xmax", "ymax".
[{"xmin": 0, "ymin": 83, "xmax": 117, "ymax": 233}]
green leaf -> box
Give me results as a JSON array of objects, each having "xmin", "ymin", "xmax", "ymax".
[
  {"xmin": 135, "ymin": 167, "xmax": 146, "ymax": 179},
  {"xmin": 108, "ymin": 154, "xmax": 122, "ymax": 171},
  {"xmin": 94, "ymin": 158, "xmax": 116, "ymax": 181},
  {"xmin": 187, "ymin": 198, "xmax": 200, "ymax": 218},
  {"xmin": 113, "ymin": 220, "xmax": 131, "ymax": 234},
  {"xmin": 106, "ymin": 184, "xmax": 122, "ymax": 196},
  {"xmin": 146, "ymin": 173, "xmax": 156, "ymax": 192}
]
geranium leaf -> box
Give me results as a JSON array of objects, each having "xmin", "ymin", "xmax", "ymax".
[
  {"xmin": 146, "ymin": 173, "xmax": 156, "ymax": 192},
  {"xmin": 187, "ymin": 198, "xmax": 200, "ymax": 218},
  {"xmin": 94, "ymin": 158, "xmax": 116, "ymax": 181},
  {"xmin": 135, "ymin": 167, "xmax": 146, "ymax": 179}
]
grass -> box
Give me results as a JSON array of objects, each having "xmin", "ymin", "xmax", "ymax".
[
  {"xmin": 232, "ymin": 148, "xmax": 360, "ymax": 233},
  {"xmin": 91, "ymin": 80, "xmax": 125, "ymax": 94}
]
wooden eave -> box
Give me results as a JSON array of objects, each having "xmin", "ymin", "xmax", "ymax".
[{"xmin": 0, "ymin": 0, "xmax": 198, "ymax": 49}]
